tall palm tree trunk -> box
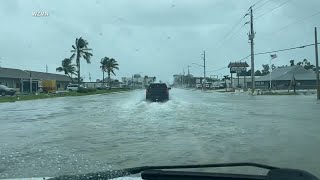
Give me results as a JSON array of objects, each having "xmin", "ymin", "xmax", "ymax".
[
  {"xmin": 108, "ymin": 71, "xmax": 111, "ymax": 89},
  {"xmin": 102, "ymin": 71, "xmax": 105, "ymax": 85},
  {"xmin": 67, "ymin": 73, "xmax": 74, "ymax": 83},
  {"xmin": 77, "ymin": 52, "xmax": 81, "ymax": 87}
]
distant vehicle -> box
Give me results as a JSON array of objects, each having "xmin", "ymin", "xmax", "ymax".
[
  {"xmin": 97, "ymin": 84, "xmax": 110, "ymax": 90},
  {"xmin": 66, "ymin": 84, "xmax": 86, "ymax": 91},
  {"xmin": 0, "ymin": 85, "xmax": 16, "ymax": 96},
  {"xmin": 146, "ymin": 83, "xmax": 171, "ymax": 102},
  {"xmin": 42, "ymin": 80, "xmax": 57, "ymax": 93},
  {"xmin": 196, "ymin": 84, "xmax": 202, "ymax": 89}
]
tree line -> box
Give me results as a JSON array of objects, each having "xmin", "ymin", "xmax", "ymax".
[
  {"xmin": 238, "ymin": 58, "xmax": 317, "ymax": 76},
  {"xmin": 56, "ymin": 37, "xmax": 119, "ymax": 88}
]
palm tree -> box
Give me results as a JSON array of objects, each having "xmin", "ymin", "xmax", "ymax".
[
  {"xmin": 290, "ymin": 60, "xmax": 295, "ymax": 66},
  {"xmin": 152, "ymin": 76, "xmax": 156, "ymax": 83},
  {"xmin": 104, "ymin": 58, "xmax": 119, "ymax": 89},
  {"xmin": 70, "ymin": 37, "xmax": 93, "ymax": 86},
  {"xmin": 56, "ymin": 58, "xmax": 77, "ymax": 82},
  {"xmin": 222, "ymin": 75, "xmax": 230, "ymax": 88},
  {"xmin": 100, "ymin": 57, "xmax": 110, "ymax": 85}
]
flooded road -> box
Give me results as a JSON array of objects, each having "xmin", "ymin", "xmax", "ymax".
[{"xmin": 1, "ymin": 89, "xmax": 320, "ymax": 178}]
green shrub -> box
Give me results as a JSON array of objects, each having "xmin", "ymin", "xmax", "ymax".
[{"xmin": 77, "ymin": 87, "xmax": 96, "ymax": 93}]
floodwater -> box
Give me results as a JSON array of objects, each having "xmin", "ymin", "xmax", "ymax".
[{"xmin": 1, "ymin": 89, "xmax": 320, "ymax": 179}]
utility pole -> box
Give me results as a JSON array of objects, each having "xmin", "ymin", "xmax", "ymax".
[
  {"xmin": 315, "ymin": 27, "xmax": 320, "ymax": 100},
  {"xmin": 29, "ymin": 72, "xmax": 32, "ymax": 93},
  {"xmin": 183, "ymin": 68, "xmax": 185, "ymax": 87},
  {"xmin": 203, "ymin": 50, "xmax": 206, "ymax": 80},
  {"xmin": 249, "ymin": 7, "xmax": 255, "ymax": 92},
  {"xmin": 132, "ymin": 75, "xmax": 134, "ymax": 89},
  {"xmin": 187, "ymin": 65, "xmax": 191, "ymax": 87},
  {"xmin": 202, "ymin": 50, "xmax": 206, "ymax": 90},
  {"xmin": 89, "ymin": 72, "xmax": 92, "ymax": 82},
  {"xmin": 46, "ymin": 64, "xmax": 48, "ymax": 73}
]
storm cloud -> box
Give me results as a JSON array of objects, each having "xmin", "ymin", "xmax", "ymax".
[{"xmin": 0, "ymin": 0, "xmax": 319, "ymax": 82}]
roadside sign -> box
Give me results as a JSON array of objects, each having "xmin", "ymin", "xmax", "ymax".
[{"xmin": 230, "ymin": 67, "xmax": 247, "ymax": 73}]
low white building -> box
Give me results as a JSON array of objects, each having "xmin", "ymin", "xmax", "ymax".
[{"xmin": 231, "ymin": 76, "xmax": 261, "ymax": 88}]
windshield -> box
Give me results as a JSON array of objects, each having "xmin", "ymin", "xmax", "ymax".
[
  {"xmin": 1, "ymin": 0, "xmax": 320, "ymax": 179},
  {"xmin": 148, "ymin": 83, "xmax": 167, "ymax": 89}
]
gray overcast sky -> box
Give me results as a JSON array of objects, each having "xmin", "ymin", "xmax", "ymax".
[{"xmin": 0, "ymin": 0, "xmax": 319, "ymax": 83}]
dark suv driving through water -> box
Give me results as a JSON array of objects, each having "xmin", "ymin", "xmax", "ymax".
[{"xmin": 146, "ymin": 83, "xmax": 171, "ymax": 102}]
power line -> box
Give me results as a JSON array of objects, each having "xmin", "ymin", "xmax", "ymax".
[
  {"xmin": 252, "ymin": 0, "xmax": 267, "ymax": 7},
  {"xmin": 272, "ymin": 10, "xmax": 320, "ymax": 34},
  {"xmin": 206, "ymin": 67, "xmax": 228, "ymax": 73},
  {"xmin": 254, "ymin": 0, "xmax": 271, "ymax": 11},
  {"xmin": 214, "ymin": 10, "xmax": 250, "ymax": 49},
  {"xmin": 237, "ymin": 43, "xmax": 320, "ymax": 61},
  {"xmin": 255, "ymin": 43, "xmax": 316, "ymax": 55},
  {"xmin": 255, "ymin": 0, "xmax": 292, "ymax": 20},
  {"xmin": 239, "ymin": 55, "xmax": 251, "ymax": 62}
]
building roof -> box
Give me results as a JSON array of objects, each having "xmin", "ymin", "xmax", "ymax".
[
  {"xmin": 0, "ymin": 67, "xmax": 31, "ymax": 79},
  {"xmin": 256, "ymin": 65, "xmax": 318, "ymax": 81},
  {"xmin": 26, "ymin": 70, "xmax": 72, "ymax": 82},
  {"xmin": 0, "ymin": 67, "xmax": 72, "ymax": 82}
]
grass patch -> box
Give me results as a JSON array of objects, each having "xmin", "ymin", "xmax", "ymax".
[{"xmin": 0, "ymin": 88, "xmax": 130, "ymax": 103}]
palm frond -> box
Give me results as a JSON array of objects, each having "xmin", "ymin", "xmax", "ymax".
[
  {"xmin": 84, "ymin": 52, "xmax": 93, "ymax": 57},
  {"xmin": 75, "ymin": 38, "xmax": 79, "ymax": 48},
  {"xmin": 78, "ymin": 37, "xmax": 88, "ymax": 48},
  {"xmin": 56, "ymin": 67, "xmax": 63, "ymax": 72},
  {"xmin": 83, "ymin": 55, "xmax": 91, "ymax": 64},
  {"xmin": 70, "ymin": 53, "xmax": 76, "ymax": 60},
  {"xmin": 111, "ymin": 70, "xmax": 116, "ymax": 76},
  {"xmin": 72, "ymin": 45, "xmax": 76, "ymax": 50},
  {"xmin": 71, "ymin": 50, "xmax": 76, "ymax": 53},
  {"xmin": 81, "ymin": 48, "xmax": 92, "ymax": 51}
]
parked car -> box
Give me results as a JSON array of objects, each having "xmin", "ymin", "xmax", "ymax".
[
  {"xmin": 0, "ymin": 85, "xmax": 16, "ymax": 96},
  {"xmin": 146, "ymin": 83, "xmax": 171, "ymax": 102},
  {"xmin": 97, "ymin": 85, "xmax": 110, "ymax": 90},
  {"xmin": 66, "ymin": 84, "xmax": 86, "ymax": 91},
  {"xmin": 196, "ymin": 84, "xmax": 202, "ymax": 89}
]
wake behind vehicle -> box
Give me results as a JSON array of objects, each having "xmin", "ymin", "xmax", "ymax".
[
  {"xmin": 0, "ymin": 85, "xmax": 16, "ymax": 96},
  {"xmin": 146, "ymin": 83, "xmax": 171, "ymax": 102}
]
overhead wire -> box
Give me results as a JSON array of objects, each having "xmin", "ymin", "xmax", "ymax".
[
  {"xmin": 253, "ymin": 0, "xmax": 271, "ymax": 11},
  {"xmin": 237, "ymin": 43, "xmax": 320, "ymax": 61},
  {"xmin": 255, "ymin": 0, "xmax": 292, "ymax": 20},
  {"xmin": 271, "ymin": 10, "xmax": 320, "ymax": 34},
  {"xmin": 252, "ymin": 0, "xmax": 267, "ymax": 7},
  {"xmin": 206, "ymin": 67, "xmax": 228, "ymax": 73},
  {"xmin": 213, "ymin": 8, "xmax": 251, "ymax": 50}
]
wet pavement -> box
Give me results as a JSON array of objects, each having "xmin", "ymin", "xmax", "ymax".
[{"xmin": 1, "ymin": 89, "xmax": 320, "ymax": 178}]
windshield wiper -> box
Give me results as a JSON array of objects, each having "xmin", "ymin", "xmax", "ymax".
[{"xmin": 48, "ymin": 162, "xmax": 319, "ymax": 180}]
